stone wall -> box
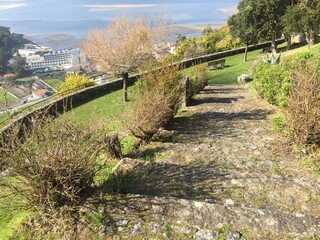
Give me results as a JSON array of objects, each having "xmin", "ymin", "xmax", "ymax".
[{"xmin": 0, "ymin": 39, "xmax": 285, "ymax": 135}]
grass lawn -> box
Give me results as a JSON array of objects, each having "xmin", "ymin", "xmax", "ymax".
[
  {"xmin": 0, "ymin": 203, "xmax": 30, "ymax": 240},
  {"xmin": 43, "ymin": 78, "xmax": 64, "ymax": 90},
  {"xmin": 282, "ymin": 43, "xmax": 320, "ymax": 58},
  {"xmin": 0, "ymin": 88, "xmax": 18, "ymax": 105},
  {"xmin": 206, "ymin": 49, "xmax": 261, "ymax": 85},
  {"xmin": 0, "ymin": 113, "xmax": 9, "ymax": 125},
  {"xmin": 65, "ymin": 87, "xmax": 134, "ymax": 130},
  {"xmin": 15, "ymin": 77, "xmax": 33, "ymax": 82}
]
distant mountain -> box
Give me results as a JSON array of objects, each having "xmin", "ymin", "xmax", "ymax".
[{"xmin": 0, "ymin": 26, "xmax": 31, "ymax": 74}]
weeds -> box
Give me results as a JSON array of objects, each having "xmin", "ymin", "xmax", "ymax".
[
  {"xmin": 287, "ymin": 59, "xmax": 320, "ymax": 146},
  {"xmin": 0, "ymin": 113, "xmax": 120, "ymax": 215}
]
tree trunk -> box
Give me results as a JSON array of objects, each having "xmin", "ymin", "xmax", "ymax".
[
  {"xmin": 286, "ymin": 35, "xmax": 292, "ymax": 51},
  {"xmin": 308, "ymin": 29, "xmax": 315, "ymax": 46},
  {"xmin": 271, "ymin": 32, "xmax": 277, "ymax": 54},
  {"xmin": 122, "ymin": 72, "xmax": 129, "ymax": 102},
  {"xmin": 244, "ymin": 44, "xmax": 248, "ymax": 62}
]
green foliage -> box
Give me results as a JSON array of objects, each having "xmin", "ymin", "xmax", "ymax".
[
  {"xmin": 175, "ymin": 26, "xmax": 241, "ymax": 59},
  {"xmin": 252, "ymin": 62, "xmax": 290, "ymax": 108},
  {"xmin": 184, "ymin": 64, "xmax": 207, "ymax": 98},
  {"xmin": 272, "ymin": 115, "xmax": 285, "ymax": 133},
  {"xmin": 9, "ymin": 55, "xmax": 26, "ymax": 78},
  {"xmin": 58, "ymin": 73, "xmax": 94, "ymax": 96},
  {"xmin": 0, "ymin": 26, "xmax": 30, "ymax": 74}
]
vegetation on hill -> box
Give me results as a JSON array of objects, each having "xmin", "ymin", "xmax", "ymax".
[
  {"xmin": 58, "ymin": 73, "xmax": 94, "ymax": 96},
  {"xmin": 174, "ymin": 26, "xmax": 241, "ymax": 59},
  {"xmin": 0, "ymin": 26, "xmax": 30, "ymax": 75},
  {"xmin": 228, "ymin": 0, "xmax": 320, "ymax": 60}
]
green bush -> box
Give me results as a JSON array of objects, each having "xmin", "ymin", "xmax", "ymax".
[
  {"xmin": 272, "ymin": 115, "xmax": 285, "ymax": 133},
  {"xmin": 252, "ymin": 62, "xmax": 290, "ymax": 108},
  {"xmin": 185, "ymin": 64, "xmax": 208, "ymax": 99}
]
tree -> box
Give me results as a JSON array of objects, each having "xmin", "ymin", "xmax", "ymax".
[
  {"xmin": 201, "ymin": 24, "xmax": 214, "ymax": 35},
  {"xmin": 83, "ymin": 15, "xmax": 167, "ymax": 102},
  {"xmin": 282, "ymin": 0, "xmax": 320, "ymax": 46},
  {"xmin": 281, "ymin": 5, "xmax": 301, "ymax": 49},
  {"xmin": 9, "ymin": 54, "xmax": 26, "ymax": 77},
  {"xmin": 228, "ymin": 10, "xmax": 258, "ymax": 62},
  {"xmin": 0, "ymin": 26, "xmax": 30, "ymax": 74},
  {"xmin": 229, "ymin": 0, "xmax": 290, "ymax": 54},
  {"xmin": 58, "ymin": 73, "xmax": 94, "ymax": 96}
]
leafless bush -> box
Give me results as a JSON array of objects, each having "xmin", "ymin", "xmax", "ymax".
[
  {"xmin": 286, "ymin": 61, "xmax": 320, "ymax": 146},
  {"xmin": 127, "ymin": 63, "xmax": 182, "ymax": 142},
  {"xmin": 0, "ymin": 114, "xmax": 119, "ymax": 214},
  {"xmin": 82, "ymin": 14, "xmax": 169, "ymax": 101}
]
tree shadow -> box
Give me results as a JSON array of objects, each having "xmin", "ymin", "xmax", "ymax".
[
  {"xmin": 107, "ymin": 160, "xmax": 230, "ymax": 202},
  {"xmin": 165, "ymin": 109, "xmax": 273, "ymax": 144},
  {"xmin": 199, "ymin": 86, "xmax": 242, "ymax": 95},
  {"xmin": 189, "ymin": 96, "xmax": 244, "ymax": 106}
]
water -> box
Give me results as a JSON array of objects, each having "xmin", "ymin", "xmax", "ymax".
[{"xmin": 0, "ymin": 0, "xmax": 239, "ymax": 49}]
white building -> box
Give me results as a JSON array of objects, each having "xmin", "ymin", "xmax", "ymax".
[{"xmin": 22, "ymin": 46, "xmax": 81, "ymax": 70}]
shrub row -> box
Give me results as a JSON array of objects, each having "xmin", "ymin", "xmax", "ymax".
[
  {"xmin": 252, "ymin": 52, "xmax": 320, "ymax": 147},
  {"xmin": 252, "ymin": 62, "xmax": 290, "ymax": 109},
  {"xmin": 185, "ymin": 64, "xmax": 208, "ymax": 99}
]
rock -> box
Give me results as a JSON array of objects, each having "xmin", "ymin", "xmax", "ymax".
[
  {"xmin": 172, "ymin": 225, "xmax": 194, "ymax": 234},
  {"xmin": 149, "ymin": 221, "xmax": 163, "ymax": 234},
  {"xmin": 237, "ymin": 74, "xmax": 252, "ymax": 84},
  {"xmin": 227, "ymin": 231, "xmax": 241, "ymax": 240},
  {"xmin": 163, "ymin": 232, "xmax": 175, "ymax": 239},
  {"xmin": 225, "ymin": 199, "xmax": 235, "ymax": 206},
  {"xmin": 193, "ymin": 229, "xmax": 218, "ymax": 240},
  {"xmin": 130, "ymin": 222, "xmax": 143, "ymax": 237},
  {"xmin": 116, "ymin": 219, "xmax": 129, "ymax": 227}
]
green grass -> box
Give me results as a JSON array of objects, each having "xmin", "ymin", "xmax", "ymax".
[
  {"xmin": 0, "ymin": 88, "xmax": 18, "ymax": 105},
  {"xmin": 65, "ymin": 87, "xmax": 134, "ymax": 130},
  {"xmin": 43, "ymin": 78, "xmax": 64, "ymax": 90},
  {"xmin": 206, "ymin": 49, "xmax": 261, "ymax": 85},
  {"xmin": 0, "ymin": 184, "xmax": 31, "ymax": 240},
  {"xmin": 283, "ymin": 43, "xmax": 320, "ymax": 58},
  {"xmin": 15, "ymin": 77, "xmax": 33, "ymax": 82}
]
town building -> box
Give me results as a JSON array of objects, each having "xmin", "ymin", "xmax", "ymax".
[
  {"xmin": 19, "ymin": 44, "xmax": 82, "ymax": 71},
  {"xmin": 32, "ymin": 89, "xmax": 48, "ymax": 99}
]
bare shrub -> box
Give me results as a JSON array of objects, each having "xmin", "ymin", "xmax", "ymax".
[
  {"xmin": 0, "ymin": 114, "xmax": 118, "ymax": 214},
  {"xmin": 127, "ymin": 63, "xmax": 182, "ymax": 142},
  {"xmin": 82, "ymin": 14, "xmax": 168, "ymax": 101},
  {"xmin": 287, "ymin": 61, "xmax": 320, "ymax": 146}
]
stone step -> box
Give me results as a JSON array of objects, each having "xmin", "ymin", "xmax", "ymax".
[{"xmin": 148, "ymin": 196, "xmax": 320, "ymax": 237}]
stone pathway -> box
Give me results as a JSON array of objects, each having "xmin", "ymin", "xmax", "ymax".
[{"xmin": 102, "ymin": 85, "xmax": 320, "ymax": 239}]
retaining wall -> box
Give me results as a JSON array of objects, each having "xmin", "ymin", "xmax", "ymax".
[{"xmin": 0, "ymin": 39, "xmax": 285, "ymax": 135}]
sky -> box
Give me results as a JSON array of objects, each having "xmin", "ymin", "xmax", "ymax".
[{"xmin": 0, "ymin": 0, "xmax": 239, "ymax": 49}]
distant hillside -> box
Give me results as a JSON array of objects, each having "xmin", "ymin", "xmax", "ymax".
[{"xmin": 0, "ymin": 26, "xmax": 31, "ymax": 74}]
